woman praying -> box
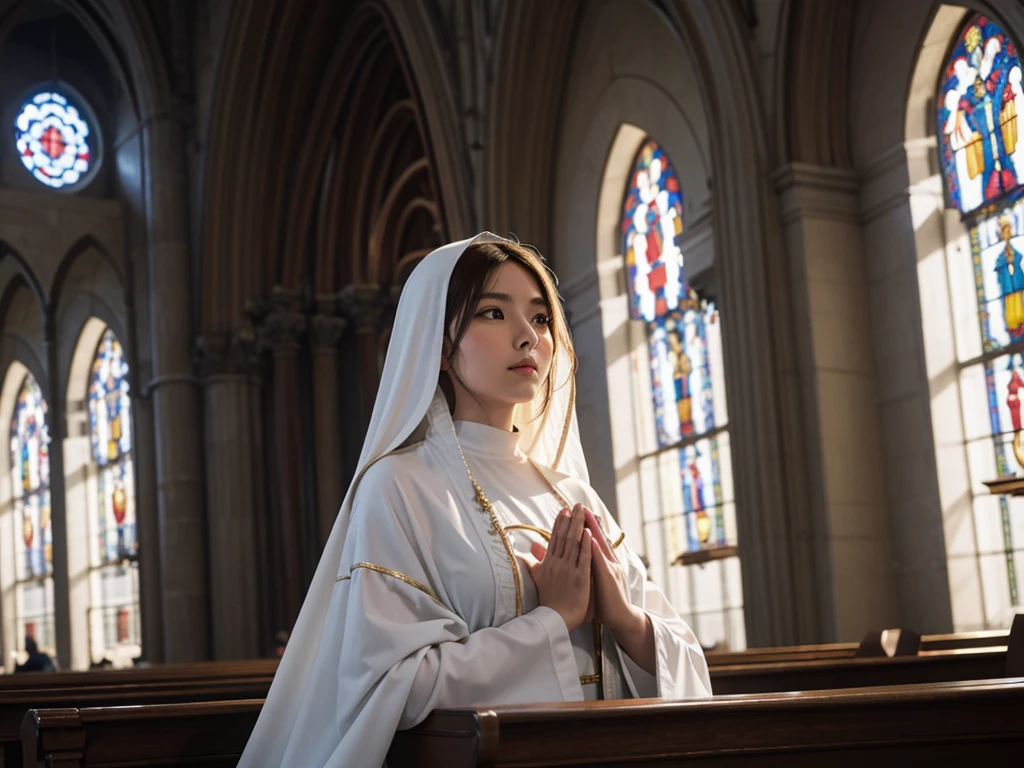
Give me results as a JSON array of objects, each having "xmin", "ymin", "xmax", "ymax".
[{"xmin": 240, "ymin": 233, "xmax": 711, "ymax": 767}]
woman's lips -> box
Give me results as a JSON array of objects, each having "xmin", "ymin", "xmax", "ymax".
[{"xmin": 509, "ymin": 365, "xmax": 537, "ymax": 376}]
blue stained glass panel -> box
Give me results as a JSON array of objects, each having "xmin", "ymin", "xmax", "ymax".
[
  {"xmin": 13, "ymin": 91, "xmax": 93, "ymax": 190},
  {"xmin": 88, "ymin": 330, "xmax": 132, "ymax": 465},
  {"xmin": 622, "ymin": 140, "xmax": 685, "ymax": 323},
  {"xmin": 9, "ymin": 374, "xmax": 51, "ymax": 580},
  {"xmin": 938, "ymin": 16, "xmax": 1023, "ymax": 215}
]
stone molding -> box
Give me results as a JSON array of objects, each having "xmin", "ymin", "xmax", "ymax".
[
  {"xmin": 310, "ymin": 314, "xmax": 349, "ymax": 350},
  {"xmin": 260, "ymin": 312, "xmax": 306, "ymax": 353},
  {"xmin": 196, "ymin": 332, "xmax": 262, "ymax": 379},
  {"xmin": 772, "ymin": 162, "xmax": 861, "ymax": 226},
  {"xmin": 339, "ymin": 283, "xmax": 388, "ymax": 334}
]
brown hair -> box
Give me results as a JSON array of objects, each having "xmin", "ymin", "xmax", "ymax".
[{"xmin": 440, "ymin": 240, "xmax": 576, "ymax": 420}]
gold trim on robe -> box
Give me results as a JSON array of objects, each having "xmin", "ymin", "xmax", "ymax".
[{"xmin": 337, "ymin": 562, "xmax": 447, "ymax": 610}]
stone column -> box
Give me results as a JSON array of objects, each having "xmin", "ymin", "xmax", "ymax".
[
  {"xmin": 340, "ymin": 284, "xmax": 387, "ymax": 426},
  {"xmin": 43, "ymin": 335, "xmax": 72, "ymax": 669},
  {"xmin": 199, "ymin": 332, "xmax": 264, "ymax": 659},
  {"xmin": 128, "ymin": 355, "xmax": 164, "ymax": 662},
  {"xmin": 142, "ymin": 116, "xmax": 208, "ymax": 661},
  {"xmin": 260, "ymin": 294, "xmax": 307, "ymax": 629},
  {"xmin": 773, "ymin": 162, "xmax": 900, "ymax": 640},
  {"xmin": 310, "ymin": 306, "xmax": 348, "ymax": 550}
]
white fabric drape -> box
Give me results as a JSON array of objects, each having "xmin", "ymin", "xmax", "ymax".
[{"xmin": 239, "ymin": 234, "xmax": 711, "ymax": 767}]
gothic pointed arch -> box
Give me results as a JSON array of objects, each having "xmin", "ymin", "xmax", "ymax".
[
  {"xmin": 201, "ymin": 0, "xmax": 449, "ymax": 334},
  {"xmin": 924, "ymin": 11, "xmax": 1024, "ymax": 629}
]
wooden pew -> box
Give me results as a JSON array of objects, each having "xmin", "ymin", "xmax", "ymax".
[
  {"xmin": 709, "ymin": 645, "xmax": 1009, "ymax": 694},
  {"xmin": 704, "ymin": 627, "xmax": 1008, "ymax": 666},
  {"xmin": 710, "ymin": 617, "xmax": 1021, "ymax": 694},
  {"xmin": 18, "ymin": 620, "xmax": 1023, "ymax": 766},
  {"xmin": 387, "ymin": 678, "xmax": 1024, "ymax": 766},
  {"xmin": 22, "ymin": 699, "xmax": 264, "ymax": 768},
  {"xmin": 0, "ymin": 660, "xmax": 276, "ymax": 768},
  {"xmin": 22, "ymin": 679, "xmax": 1024, "ymax": 766}
]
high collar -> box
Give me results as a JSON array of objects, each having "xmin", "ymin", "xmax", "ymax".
[{"xmin": 454, "ymin": 419, "xmax": 523, "ymax": 458}]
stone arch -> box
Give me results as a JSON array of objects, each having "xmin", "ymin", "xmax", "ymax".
[
  {"xmin": 485, "ymin": 1, "xmax": 583, "ymax": 253},
  {"xmin": 775, "ymin": 0, "xmax": 856, "ymax": 168},
  {"xmin": 549, "ymin": 0, "xmax": 748, "ymax": 648},
  {"xmin": 202, "ymin": 0, "xmax": 448, "ymax": 332},
  {"xmin": 878, "ymin": 1, "xmax": 1024, "ymax": 632},
  {"xmin": 62, "ymin": 317, "xmax": 140, "ymax": 669},
  {"xmin": 51, "ymin": 235, "xmax": 128, "ymax": 398},
  {"xmin": 0, "ymin": 273, "xmax": 50, "ymax": 669},
  {"xmin": 544, "ymin": 0, "xmax": 822, "ymax": 647},
  {"xmin": 50, "ymin": 235, "xmax": 125, "ymax": 316},
  {"xmin": 0, "ymin": 241, "xmax": 48, "ymax": 324}
]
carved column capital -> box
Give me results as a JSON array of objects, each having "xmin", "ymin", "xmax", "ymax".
[
  {"xmin": 196, "ymin": 331, "xmax": 263, "ymax": 378},
  {"xmin": 259, "ymin": 312, "xmax": 306, "ymax": 353},
  {"xmin": 310, "ymin": 314, "xmax": 348, "ymax": 351},
  {"xmin": 339, "ymin": 283, "xmax": 387, "ymax": 335}
]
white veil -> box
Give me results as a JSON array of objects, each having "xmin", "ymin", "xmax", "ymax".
[{"xmin": 240, "ymin": 232, "xmax": 589, "ymax": 765}]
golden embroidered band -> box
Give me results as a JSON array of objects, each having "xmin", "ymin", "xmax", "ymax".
[
  {"xmin": 504, "ymin": 524, "xmax": 553, "ymax": 541},
  {"xmin": 579, "ymin": 674, "xmax": 601, "ymax": 685},
  {"xmin": 336, "ymin": 562, "xmax": 446, "ymax": 609},
  {"xmin": 503, "ymin": 524, "xmax": 626, "ymax": 550}
]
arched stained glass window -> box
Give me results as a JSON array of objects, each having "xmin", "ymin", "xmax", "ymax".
[
  {"xmin": 937, "ymin": 15, "xmax": 1024, "ymax": 628},
  {"xmin": 9, "ymin": 373, "xmax": 54, "ymax": 653},
  {"xmin": 13, "ymin": 90, "xmax": 95, "ymax": 191},
  {"xmin": 938, "ymin": 18, "xmax": 1023, "ymax": 216},
  {"xmin": 86, "ymin": 330, "xmax": 139, "ymax": 664},
  {"xmin": 622, "ymin": 140, "xmax": 743, "ymax": 649}
]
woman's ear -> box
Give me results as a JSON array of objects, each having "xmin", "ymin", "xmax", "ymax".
[{"xmin": 439, "ymin": 337, "xmax": 452, "ymax": 371}]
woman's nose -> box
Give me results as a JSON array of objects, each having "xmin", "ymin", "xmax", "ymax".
[{"xmin": 516, "ymin": 319, "xmax": 539, "ymax": 349}]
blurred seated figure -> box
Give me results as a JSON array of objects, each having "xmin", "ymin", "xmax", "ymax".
[{"xmin": 15, "ymin": 636, "xmax": 56, "ymax": 673}]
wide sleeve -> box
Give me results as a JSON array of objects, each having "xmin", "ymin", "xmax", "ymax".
[
  {"xmin": 323, "ymin": 458, "xmax": 583, "ymax": 765},
  {"xmin": 589, "ymin": 495, "xmax": 713, "ymax": 701}
]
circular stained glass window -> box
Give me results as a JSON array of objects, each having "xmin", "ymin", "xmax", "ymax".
[{"xmin": 14, "ymin": 90, "xmax": 95, "ymax": 190}]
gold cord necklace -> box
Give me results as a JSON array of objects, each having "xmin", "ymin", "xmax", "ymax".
[{"xmin": 450, "ymin": 420, "xmax": 611, "ymax": 695}]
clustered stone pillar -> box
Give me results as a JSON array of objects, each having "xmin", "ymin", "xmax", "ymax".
[
  {"xmin": 310, "ymin": 304, "xmax": 348, "ymax": 549},
  {"xmin": 142, "ymin": 116, "xmax": 208, "ymax": 661},
  {"xmin": 43, "ymin": 333, "xmax": 73, "ymax": 668},
  {"xmin": 773, "ymin": 162, "xmax": 900, "ymax": 640},
  {"xmin": 340, "ymin": 284, "xmax": 387, "ymax": 426},
  {"xmin": 199, "ymin": 331, "xmax": 264, "ymax": 659},
  {"xmin": 260, "ymin": 291, "xmax": 308, "ymax": 630}
]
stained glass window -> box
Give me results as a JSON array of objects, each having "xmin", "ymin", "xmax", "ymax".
[
  {"xmin": 86, "ymin": 330, "xmax": 139, "ymax": 664},
  {"xmin": 938, "ymin": 16, "xmax": 1023, "ymax": 215},
  {"xmin": 622, "ymin": 140, "xmax": 743, "ymax": 649},
  {"xmin": 9, "ymin": 373, "xmax": 54, "ymax": 653},
  {"xmin": 938, "ymin": 15, "xmax": 1024, "ymax": 629},
  {"xmin": 13, "ymin": 91, "xmax": 93, "ymax": 190}
]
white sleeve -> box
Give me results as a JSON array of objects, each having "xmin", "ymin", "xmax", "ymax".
[
  {"xmin": 345, "ymin": 565, "xmax": 584, "ymax": 729},
  {"xmin": 588, "ymin": 496, "xmax": 712, "ymax": 700},
  {"xmin": 342, "ymin": 558, "xmax": 583, "ymax": 734},
  {"xmin": 337, "ymin": 464, "xmax": 584, "ymax": 736},
  {"xmin": 399, "ymin": 604, "xmax": 583, "ymax": 728},
  {"xmin": 618, "ymin": 564, "xmax": 713, "ymax": 700}
]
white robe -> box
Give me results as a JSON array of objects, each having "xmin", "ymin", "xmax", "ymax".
[{"xmin": 275, "ymin": 395, "xmax": 711, "ymax": 767}]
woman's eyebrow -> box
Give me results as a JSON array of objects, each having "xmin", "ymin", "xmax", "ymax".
[{"xmin": 479, "ymin": 291, "xmax": 548, "ymax": 306}]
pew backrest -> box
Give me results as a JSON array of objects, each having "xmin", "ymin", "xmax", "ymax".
[
  {"xmin": 0, "ymin": 661, "xmax": 275, "ymax": 768},
  {"xmin": 22, "ymin": 699, "xmax": 264, "ymax": 768},
  {"xmin": 390, "ymin": 678, "xmax": 1024, "ymax": 767},
  {"xmin": 709, "ymin": 645, "xmax": 1008, "ymax": 695}
]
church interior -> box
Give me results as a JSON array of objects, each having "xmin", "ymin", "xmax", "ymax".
[{"xmin": 1, "ymin": 0, "xmax": 1024, "ymax": 764}]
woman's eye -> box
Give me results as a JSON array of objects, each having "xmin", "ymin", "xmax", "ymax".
[
  {"xmin": 478, "ymin": 308, "xmax": 504, "ymax": 320},
  {"xmin": 534, "ymin": 314, "xmax": 550, "ymax": 326}
]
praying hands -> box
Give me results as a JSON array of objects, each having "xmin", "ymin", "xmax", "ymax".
[{"xmin": 527, "ymin": 503, "xmax": 656, "ymax": 675}]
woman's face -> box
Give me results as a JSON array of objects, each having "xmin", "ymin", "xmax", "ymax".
[{"xmin": 444, "ymin": 260, "xmax": 554, "ymax": 425}]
